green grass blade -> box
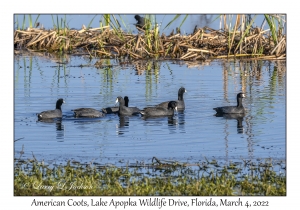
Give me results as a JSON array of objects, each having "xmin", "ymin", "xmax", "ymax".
[
  {"xmin": 163, "ymin": 14, "xmax": 181, "ymax": 30},
  {"xmin": 117, "ymin": 15, "xmax": 130, "ymax": 32},
  {"xmin": 211, "ymin": 14, "xmax": 222, "ymax": 24},
  {"xmin": 15, "ymin": 15, "xmax": 19, "ymax": 30},
  {"xmin": 112, "ymin": 15, "xmax": 121, "ymax": 29},
  {"xmin": 33, "ymin": 14, "xmax": 40, "ymax": 28},
  {"xmin": 28, "ymin": 15, "xmax": 32, "ymax": 28},
  {"xmin": 102, "ymin": 14, "xmax": 124, "ymax": 40},
  {"xmin": 178, "ymin": 14, "xmax": 188, "ymax": 28},
  {"xmin": 51, "ymin": 15, "xmax": 56, "ymax": 29},
  {"xmin": 144, "ymin": 14, "xmax": 154, "ymax": 31},
  {"xmin": 103, "ymin": 14, "xmax": 110, "ymax": 26},
  {"xmin": 264, "ymin": 14, "xmax": 278, "ymax": 45},
  {"xmin": 22, "ymin": 15, "xmax": 26, "ymax": 30},
  {"xmin": 87, "ymin": 15, "xmax": 98, "ymax": 29},
  {"xmin": 60, "ymin": 17, "xmax": 63, "ymax": 30},
  {"xmin": 57, "ymin": 15, "xmax": 60, "ymax": 32},
  {"xmin": 62, "ymin": 14, "xmax": 69, "ymax": 30},
  {"xmin": 105, "ymin": 15, "xmax": 117, "ymax": 30}
]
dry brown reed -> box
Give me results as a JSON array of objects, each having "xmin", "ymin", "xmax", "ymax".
[{"xmin": 14, "ymin": 26, "xmax": 285, "ymax": 60}]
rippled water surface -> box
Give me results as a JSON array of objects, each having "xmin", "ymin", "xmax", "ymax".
[{"xmin": 14, "ymin": 53, "xmax": 286, "ymax": 164}]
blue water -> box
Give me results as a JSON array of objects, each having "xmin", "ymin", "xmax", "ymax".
[{"xmin": 14, "ymin": 54, "xmax": 286, "ymax": 165}]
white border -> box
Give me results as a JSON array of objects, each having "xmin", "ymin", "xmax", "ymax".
[{"xmin": 2, "ymin": 0, "xmax": 297, "ymax": 208}]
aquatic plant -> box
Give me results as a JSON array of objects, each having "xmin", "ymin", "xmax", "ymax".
[
  {"xmin": 14, "ymin": 14, "xmax": 286, "ymax": 60},
  {"xmin": 14, "ymin": 158, "xmax": 285, "ymax": 196}
]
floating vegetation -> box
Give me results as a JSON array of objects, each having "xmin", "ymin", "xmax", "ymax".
[
  {"xmin": 14, "ymin": 157, "xmax": 286, "ymax": 196},
  {"xmin": 14, "ymin": 14, "xmax": 286, "ymax": 60}
]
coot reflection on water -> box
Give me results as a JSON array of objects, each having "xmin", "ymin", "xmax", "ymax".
[
  {"xmin": 119, "ymin": 115, "xmax": 130, "ymax": 128},
  {"xmin": 215, "ymin": 113, "xmax": 245, "ymax": 133},
  {"xmin": 36, "ymin": 118, "xmax": 65, "ymax": 139}
]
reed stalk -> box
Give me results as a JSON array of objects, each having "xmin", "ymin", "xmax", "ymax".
[
  {"xmin": 22, "ymin": 15, "xmax": 26, "ymax": 30},
  {"xmin": 103, "ymin": 14, "xmax": 110, "ymax": 26},
  {"xmin": 15, "ymin": 15, "xmax": 19, "ymax": 30},
  {"xmin": 28, "ymin": 15, "xmax": 32, "ymax": 28},
  {"xmin": 264, "ymin": 15, "xmax": 278, "ymax": 45},
  {"xmin": 51, "ymin": 15, "xmax": 55, "ymax": 29},
  {"xmin": 234, "ymin": 15, "xmax": 256, "ymax": 54}
]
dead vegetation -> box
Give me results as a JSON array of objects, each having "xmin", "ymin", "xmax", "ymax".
[{"xmin": 14, "ymin": 24, "xmax": 285, "ymax": 61}]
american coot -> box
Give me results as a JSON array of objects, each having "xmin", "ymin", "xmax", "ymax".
[
  {"xmin": 37, "ymin": 98, "xmax": 65, "ymax": 120},
  {"xmin": 134, "ymin": 15, "xmax": 146, "ymax": 30},
  {"xmin": 156, "ymin": 87, "xmax": 186, "ymax": 110},
  {"xmin": 213, "ymin": 92, "xmax": 245, "ymax": 114},
  {"xmin": 102, "ymin": 96, "xmax": 129, "ymax": 114},
  {"xmin": 140, "ymin": 101, "xmax": 178, "ymax": 117},
  {"xmin": 116, "ymin": 96, "xmax": 140, "ymax": 116},
  {"xmin": 72, "ymin": 107, "xmax": 105, "ymax": 118}
]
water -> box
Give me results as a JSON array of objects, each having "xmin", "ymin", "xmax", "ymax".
[{"xmin": 14, "ymin": 53, "xmax": 286, "ymax": 165}]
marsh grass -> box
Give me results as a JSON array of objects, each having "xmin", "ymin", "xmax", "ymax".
[
  {"xmin": 14, "ymin": 157, "xmax": 285, "ymax": 196},
  {"xmin": 218, "ymin": 14, "xmax": 286, "ymax": 58},
  {"xmin": 14, "ymin": 14, "xmax": 40, "ymax": 30},
  {"xmin": 14, "ymin": 14, "xmax": 285, "ymax": 60}
]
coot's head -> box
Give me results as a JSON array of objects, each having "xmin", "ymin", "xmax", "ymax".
[
  {"xmin": 237, "ymin": 93, "xmax": 245, "ymax": 98},
  {"xmin": 134, "ymin": 15, "xmax": 140, "ymax": 21},
  {"xmin": 178, "ymin": 87, "xmax": 186, "ymax": 100},
  {"xmin": 179, "ymin": 87, "xmax": 186, "ymax": 94},
  {"xmin": 116, "ymin": 96, "xmax": 125, "ymax": 106},
  {"xmin": 57, "ymin": 98, "xmax": 65, "ymax": 104},
  {"xmin": 56, "ymin": 98, "xmax": 65, "ymax": 109}
]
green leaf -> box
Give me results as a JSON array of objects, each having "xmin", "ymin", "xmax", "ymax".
[{"xmin": 163, "ymin": 14, "xmax": 181, "ymax": 30}]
